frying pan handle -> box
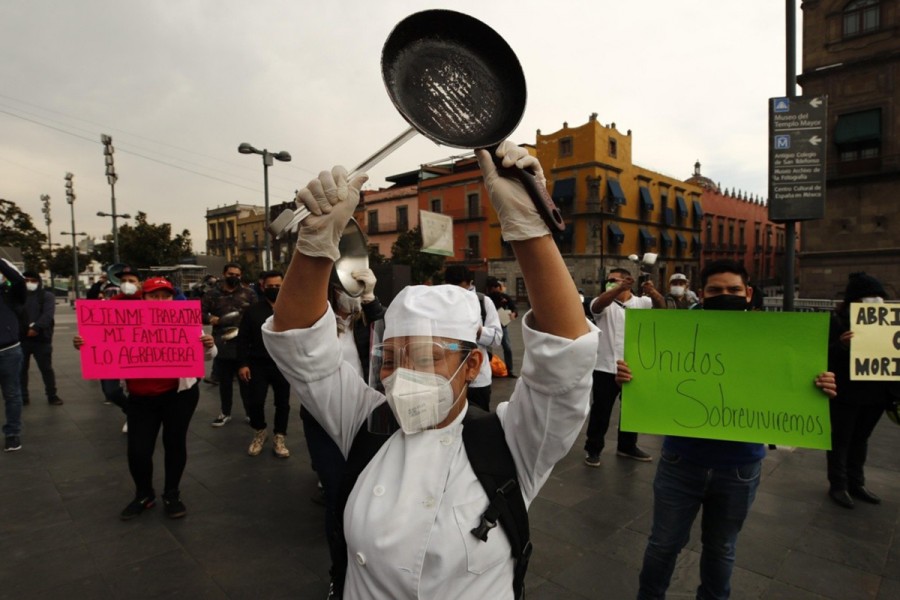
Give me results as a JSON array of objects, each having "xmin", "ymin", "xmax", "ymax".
[{"xmin": 489, "ymin": 152, "xmax": 566, "ymax": 233}]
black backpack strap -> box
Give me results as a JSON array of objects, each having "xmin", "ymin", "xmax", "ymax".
[
  {"xmin": 463, "ymin": 409, "xmax": 532, "ymax": 600},
  {"xmin": 476, "ymin": 292, "xmax": 487, "ymax": 324}
]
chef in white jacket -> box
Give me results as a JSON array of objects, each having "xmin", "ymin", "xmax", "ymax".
[{"xmin": 263, "ymin": 142, "xmax": 599, "ymax": 599}]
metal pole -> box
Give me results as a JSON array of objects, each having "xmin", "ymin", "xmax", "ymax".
[
  {"xmin": 783, "ymin": 0, "xmax": 797, "ymax": 311},
  {"xmin": 263, "ymin": 151, "xmax": 272, "ymax": 271},
  {"xmin": 111, "ymin": 178, "xmax": 120, "ymax": 263},
  {"xmin": 69, "ymin": 203, "xmax": 80, "ymax": 298}
]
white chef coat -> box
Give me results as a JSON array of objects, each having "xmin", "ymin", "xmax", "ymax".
[
  {"xmin": 591, "ymin": 295, "xmax": 652, "ymax": 374},
  {"xmin": 473, "ymin": 293, "xmax": 503, "ymax": 388},
  {"xmin": 263, "ymin": 306, "xmax": 597, "ymax": 600}
]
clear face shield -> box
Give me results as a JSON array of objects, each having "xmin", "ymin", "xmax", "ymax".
[{"xmin": 368, "ymin": 326, "xmax": 475, "ymax": 435}]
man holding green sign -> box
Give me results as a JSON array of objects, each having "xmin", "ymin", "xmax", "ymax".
[{"xmin": 617, "ymin": 259, "xmax": 836, "ymax": 600}]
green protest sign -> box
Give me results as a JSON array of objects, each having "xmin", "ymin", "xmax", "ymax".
[{"xmin": 622, "ymin": 310, "xmax": 831, "ymax": 449}]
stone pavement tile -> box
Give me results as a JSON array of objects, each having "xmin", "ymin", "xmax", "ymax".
[
  {"xmin": 0, "ymin": 519, "xmax": 84, "ymax": 562},
  {"xmin": 883, "ymin": 534, "xmax": 900, "ymax": 580},
  {"xmin": 537, "ymin": 475, "xmax": 601, "ymax": 509},
  {"xmin": 762, "ymin": 580, "xmax": 831, "ymax": 599},
  {"xmin": 528, "ymin": 527, "xmax": 589, "ymax": 582},
  {"xmin": 763, "ymin": 459, "xmax": 833, "ymax": 503},
  {"xmin": 876, "ymin": 576, "xmax": 900, "ymax": 600},
  {"xmin": 728, "ymin": 529, "xmax": 791, "ymax": 579},
  {"xmin": 547, "ymin": 549, "xmax": 640, "ymax": 598},
  {"xmin": 526, "ymin": 576, "xmax": 594, "ymax": 600},
  {"xmin": 663, "ymin": 549, "xmax": 701, "ymax": 597},
  {"xmin": 26, "ymin": 576, "xmax": 115, "ymax": 600},
  {"xmin": 742, "ymin": 490, "xmax": 818, "ymax": 550},
  {"xmin": 595, "ymin": 526, "xmax": 650, "ymax": 571},
  {"xmin": 570, "ymin": 487, "xmax": 653, "ymax": 530},
  {"xmin": 729, "ymin": 565, "xmax": 774, "ymax": 600},
  {"xmin": 810, "ymin": 503, "xmax": 898, "ymax": 547},
  {"xmin": 530, "ymin": 502, "xmax": 620, "ymax": 554},
  {"xmin": 795, "ymin": 524, "xmax": 891, "ymax": 574},
  {"xmin": 0, "ymin": 480, "xmax": 71, "ymax": 536},
  {"xmin": 776, "ymin": 550, "xmax": 881, "ymax": 600},
  {"xmin": 86, "ymin": 524, "xmax": 183, "ymax": 571},
  {"xmin": 104, "ymin": 549, "xmax": 227, "ymax": 598},
  {"xmin": 0, "ymin": 544, "xmax": 102, "ymax": 597}
]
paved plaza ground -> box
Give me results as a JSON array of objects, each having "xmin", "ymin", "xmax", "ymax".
[{"xmin": 1, "ymin": 305, "xmax": 898, "ymax": 599}]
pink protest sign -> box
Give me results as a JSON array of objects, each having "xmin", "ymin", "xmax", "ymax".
[{"xmin": 76, "ymin": 300, "xmax": 205, "ymax": 379}]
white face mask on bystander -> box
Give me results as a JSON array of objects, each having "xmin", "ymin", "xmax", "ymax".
[{"xmin": 860, "ymin": 296, "xmax": 884, "ymax": 304}]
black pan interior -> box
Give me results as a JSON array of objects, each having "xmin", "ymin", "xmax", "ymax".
[{"xmin": 381, "ymin": 10, "xmax": 527, "ymax": 149}]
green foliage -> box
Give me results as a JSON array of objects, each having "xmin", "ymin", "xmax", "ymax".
[
  {"xmin": 116, "ymin": 212, "xmax": 193, "ymax": 268},
  {"xmin": 0, "ymin": 199, "xmax": 47, "ymax": 269},
  {"xmin": 368, "ymin": 244, "xmax": 387, "ymax": 266},
  {"xmin": 390, "ymin": 226, "xmax": 445, "ymax": 284},
  {"xmin": 49, "ymin": 246, "xmax": 91, "ymax": 278}
]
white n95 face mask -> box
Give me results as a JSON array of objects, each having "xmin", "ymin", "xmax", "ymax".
[
  {"xmin": 120, "ymin": 282, "xmax": 139, "ymax": 296},
  {"xmin": 382, "ymin": 360, "xmax": 467, "ymax": 434},
  {"xmin": 669, "ymin": 285, "xmax": 685, "ymax": 297},
  {"xmin": 26, "ymin": 282, "xmax": 39, "ymax": 292}
]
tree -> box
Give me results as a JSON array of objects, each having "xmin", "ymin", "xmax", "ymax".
[
  {"xmin": 0, "ymin": 198, "xmax": 47, "ymax": 269},
  {"xmin": 116, "ymin": 212, "xmax": 193, "ymax": 267},
  {"xmin": 49, "ymin": 246, "xmax": 91, "ymax": 278},
  {"xmin": 390, "ymin": 226, "xmax": 446, "ymax": 284},
  {"xmin": 368, "ymin": 244, "xmax": 387, "ymax": 266}
]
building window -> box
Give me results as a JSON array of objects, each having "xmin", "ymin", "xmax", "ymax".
[
  {"xmin": 559, "ymin": 137, "xmax": 573, "ymax": 157},
  {"xmin": 843, "ymin": 0, "xmax": 880, "ymax": 37},
  {"xmin": 467, "ymin": 234, "xmax": 480, "ymax": 259},
  {"xmin": 430, "ymin": 198, "xmax": 442, "ymax": 213},
  {"xmin": 739, "ymin": 222, "xmax": 745, "ymax": 248},
  {"xmin": 367, "ymin": 210, "xmax": 378, "ymax": 235},
  {"xmin": 396, "ymin": 206, "xmax": 408, "ymax": 232},
  {"xmin": 717, "ymin": 220, "xmax": 724, "ymax": 249},
  {"xmin": 608, "ymin": 138, "xmax": 617, "ymax": 158},
  {"xmin": 835, "ymin": 108, "xmax": 881, "ymax": 161},
  {"xmin": 728, "ymin": 221, "xmax": 735, "ymax": 248},
  {"xmin": 467, "ymin": 193, "xmax": 480, "ymax": 218}
]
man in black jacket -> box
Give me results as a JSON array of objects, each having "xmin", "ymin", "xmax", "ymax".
[
  {"xmin": 237, "ymin": 270, "xmax": 292, "ymax": 458},
  {"xmin": 0, "ymin": 259, "xmax": 26, "ymax": 451},
  {"xmin": 20, "ymin": 271, "xmax": 62, "ymax": 406}
]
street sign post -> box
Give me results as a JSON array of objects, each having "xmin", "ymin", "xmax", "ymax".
[{"xmin": 768, "ymin": 95, "xmax": 827, "ymax": 222}]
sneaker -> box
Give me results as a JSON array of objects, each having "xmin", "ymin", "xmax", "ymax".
[
  {"xmin": 48, "ymin": 396, "xmax": 64, "ymax": 405},
  {"xmin": 211, "ymin": 414, "xmax": 231, "ymax": 427},
  {"xmin": 4, "ymin": 436, "xmax": 22, "ymax": 452},
  {"xmin": 272, "ymin": 433, "xmax": 290, "ymax": 458},
  {"xmin": 584, "ymin": 453, "xmax": 601, "ymax": 467},
  {"xmin": 162, "ymin": 491, "xmax": 187, "ymax": 519},
  {"xmin": 248, "ymin": 429, "xmax": 268, "ymax": 456},
  {"xmin": 120, "ymin": 496, "xmax": 155, "ymax": 520},
  {"xmin": 122, "ymin": 421, "xmax": 128, "ymax": 434},
  {"xmin": 616, "ymin": 446, "xmax": 653, "ymax": 462}
]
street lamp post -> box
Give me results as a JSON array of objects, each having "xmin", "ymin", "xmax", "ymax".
[
  {"xmin": 238, "ymin": 143, "xmax": 291, "ymax": 270},
  {"xmin": 100, "ymin": 134, "xmax": 129, "ymax": 263},
  {"xmin": 40, "ymin": 194, "xmax": 54, "ymax": 291},
  {"xmin": 63, "ymin": 173, "xmax": 87, "ymax": 298}
]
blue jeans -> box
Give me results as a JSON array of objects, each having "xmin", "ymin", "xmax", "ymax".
[
  {"xmin": 638, "ymin": 449, "xmax": 761, "ymax": 600},
  {"xmin": 1, "ymin": 345, "xmax": 24, "ymax": 437}
]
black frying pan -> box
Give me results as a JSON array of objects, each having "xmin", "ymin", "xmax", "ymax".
[{"xmin": 268, "ymin": 9, "xmax": 563, "ymax": 238}]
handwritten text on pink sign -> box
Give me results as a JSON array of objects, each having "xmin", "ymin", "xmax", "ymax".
[{"xmin": 77, "ymin": 300, "xmax": 205, "ymax": 379}]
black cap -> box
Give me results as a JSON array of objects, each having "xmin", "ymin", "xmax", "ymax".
[
  {"xmin": 844, "ymin": 272, "xmax": 887, "ymax": 302},
  {"xmin": 22, "ymin": 270, "xmax": 40, "ymax": 279},
  {"xmin": 114, "ymin": 265, "xmax": 138, "ymax": 279}
]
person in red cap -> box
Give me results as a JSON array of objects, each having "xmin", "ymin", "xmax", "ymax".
[{"xmin": 75, "ymin": 276, "xmax": 216, "ymax": 520}]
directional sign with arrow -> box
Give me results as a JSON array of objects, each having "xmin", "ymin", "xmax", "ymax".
[{"xmin": 768, "ymin": 95, "xmax": 828, "ymax": 222}]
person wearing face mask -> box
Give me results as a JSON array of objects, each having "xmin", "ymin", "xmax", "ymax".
[
  {"xmin": 664, "ymin": 273, "xmax": 696, "ymax": 310},
  {"xmin": 75, "ymin": 277, "xmax": 216, "ymax": 519},
  {"xmin": 0, "ymin": 259, "xmax": 27, "ymax": 452},
  {"xmin": 615, "ymin": 259, "xmax": 837, "ymax": 600},
  {"xmin": 263, "ymin": 141, "xmax": 597, "ymax": 599},
  {"xmin": 200, "ymin": 263, "xmax": 258, "ymax": 427},
  {"xmin": 825, "ymin": 272, "xmax": 895, "ymax": 509},
  {"xmin": 19, "ymin": 271, "xmax": 62, "ymax": 406},
  {"xmin": 584, "ymin": 267, "xmax": 666, "ymax": 467},
  {"xmin": 236, "ymin": 270, "xmax": 292, "ymax": 458}
]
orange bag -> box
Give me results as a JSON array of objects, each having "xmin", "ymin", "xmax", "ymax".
[{"xmin": 490, "ymin": 355, "xmax": 508, "ymax": 378}]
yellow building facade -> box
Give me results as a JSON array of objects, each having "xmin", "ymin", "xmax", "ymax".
[{"xmin": 524, "ymin": 114, "xmax": 705, "ymax": 295}]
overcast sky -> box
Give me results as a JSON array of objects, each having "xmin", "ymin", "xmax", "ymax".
[{"xmin": 1, "ymin": 0, "xmax": 802, "ymax": 253}]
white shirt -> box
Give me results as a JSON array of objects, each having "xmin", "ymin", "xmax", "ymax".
[
  {"xmin": 263, "ymin": 306, "xmax": 598, "ymax": 600},
  {"xmin": 473, "ymin": 293, "xmax": 503, "ymax": 388},
  {"xmin": 591, "ymin": 295, "xmax": 652, "ymax": 373}
]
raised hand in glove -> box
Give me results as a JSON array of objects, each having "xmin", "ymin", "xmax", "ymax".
[
  {"xmin": 352, "ymin": 269, "xmax": 377, "ymax": 304},
  {"xmin": 475, "ymin": 141, "xmax": 551, "ymax": 242},
  {"xmin": 295, "ymin": 166, "xmax": 368, "ymax": 262}
]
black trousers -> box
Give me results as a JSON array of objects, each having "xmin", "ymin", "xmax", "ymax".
[
  {"xmin": 20, "ymin": 340, "xmax": 57, "ymax": 401},
  {"xmin": 247, "ymin": 362, "xmax": 291, "ymax": 434},
  {"xmin": 584, "ymin": 370, "xmax": 638, "ymax": 455},
  {"xmin": 127, "ymin": 384, "xmax": 199, "ymax": 498},
  {"xmin": 826, "ymin": 400, "xmax": 885, "ymax": 491},
  {"xmin": 215, "ymin": 357, "xmax": 250, "ymax": 417}
]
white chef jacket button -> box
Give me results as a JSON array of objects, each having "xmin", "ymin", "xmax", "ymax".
[
  {"xmin": 440, "ymin": 435, "xmax": 452, "ymax": 446},
  {"xmin": 423, "ymin": 497, "xmax": 435, "ymax": 508},
  {"xmin": 356, "ymin": 552, "xmax": 366, "ymax": 565},
  {"xmin": 373, "ymin": 485, "xmax": 385, "ymax": 497}
]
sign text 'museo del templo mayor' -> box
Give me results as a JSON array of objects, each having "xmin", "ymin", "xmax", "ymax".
[
  {"xmin": 76, "ymin": 300, "xmax": 205, "ymax": 379},
  {"xmin": 621, "ymin": 310, "xmax": 831, "ymax": 450},
  {"xmin": 850, "ymin": 302, "xmax": 900, "ymax": 380}
]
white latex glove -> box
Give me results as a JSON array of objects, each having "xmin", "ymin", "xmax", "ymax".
[
  {"xmin": 475, "ymin": 141, "xmax": 551, "ymax": 242},
  {"xmin": 295, "ymin": 166, "xmax": 368, "ymax": 261},
  {"xmin": 352, "ymin": 269, "xmax": 377, "ymax": 304}
]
